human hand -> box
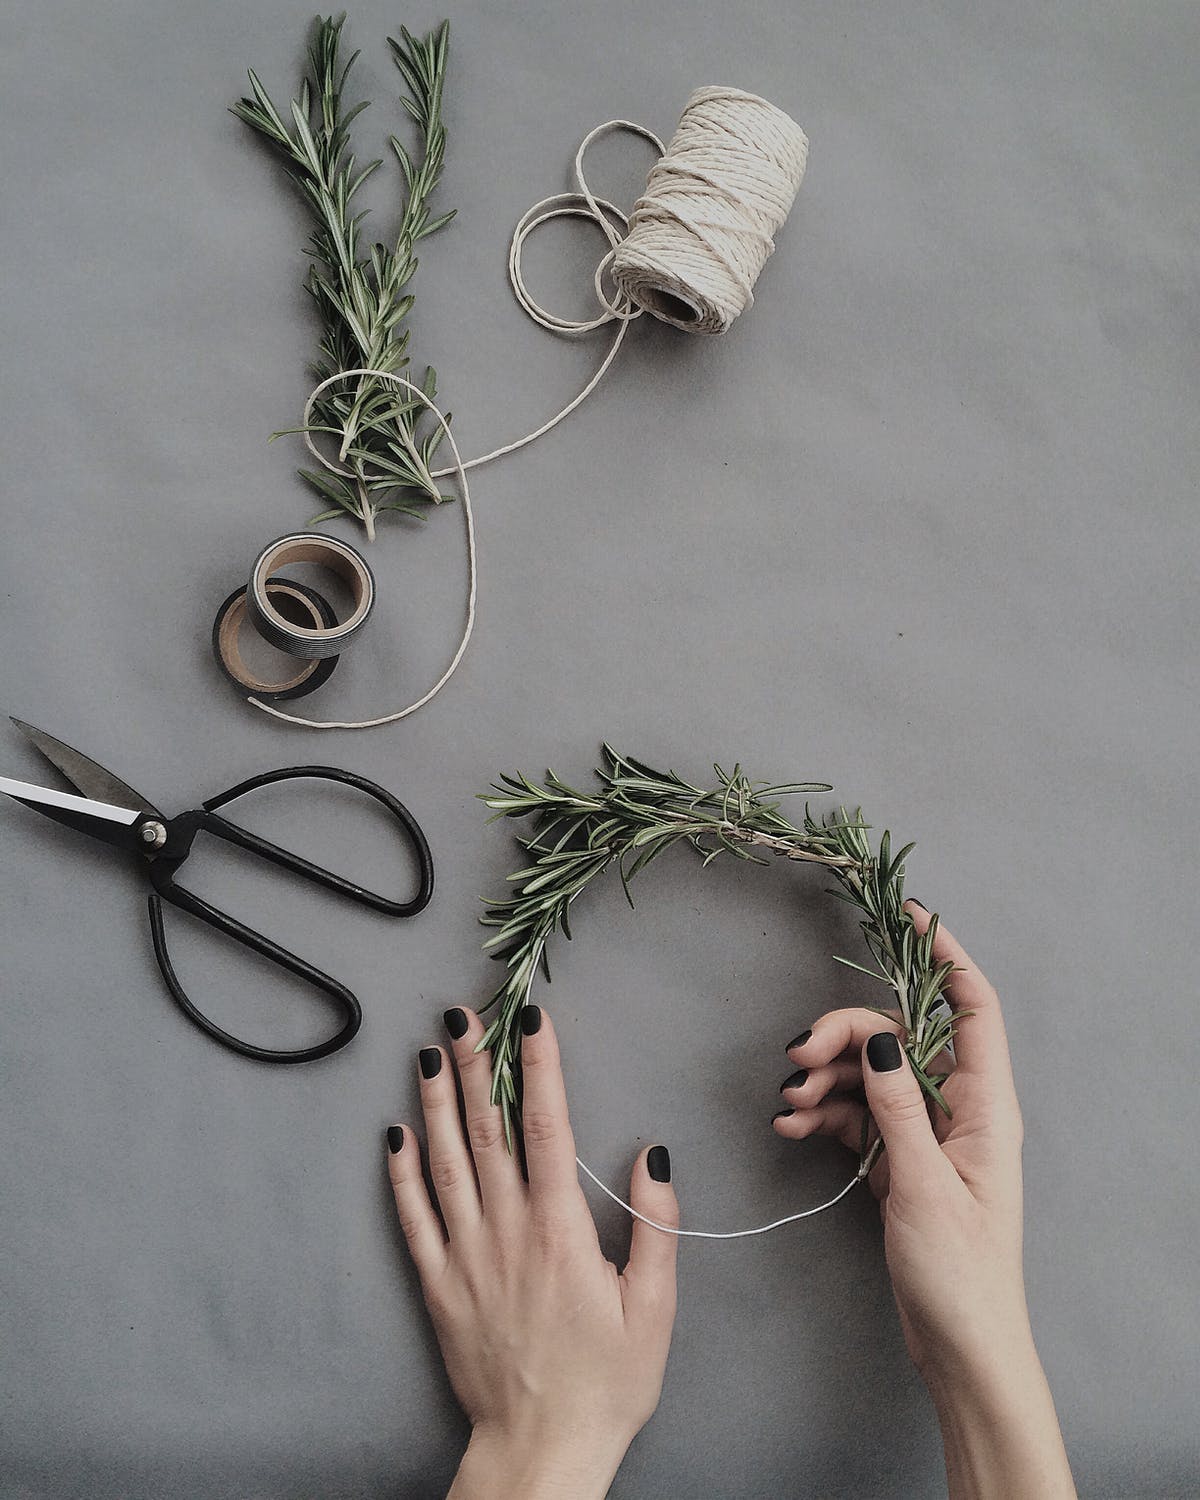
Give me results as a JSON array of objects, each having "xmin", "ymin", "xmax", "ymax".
[
  {"xmin": 776, "ymin": 901, "xmax": 1076, "ymax": 1499},
  {"xmin": 386, "ymin": 1003, "xmax": 679, "ymax": 1500},
  {"xmin": 777, "ymin": 900, "xmax": 1026, "ymax": 1376}
]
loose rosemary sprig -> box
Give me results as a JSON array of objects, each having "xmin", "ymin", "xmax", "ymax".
[
  {"xmin": 233, "ymin": 14, "xmax": 455, "ymax": 540},
  {"xmin": 479, "ymin": 747, "xmax": 962, "ymax": 1167}
]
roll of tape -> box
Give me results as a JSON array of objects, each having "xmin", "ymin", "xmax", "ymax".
[
  {"xmin": 246, "ymin": 533, "xmax": 375, "ymax": 660},
  {"xmin": 213, "ymin": 577, "xmax": 340, "ymax": 702}
]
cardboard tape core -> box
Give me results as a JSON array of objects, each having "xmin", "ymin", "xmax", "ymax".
[
  {"xmin": 247, "ymin": 533, "xmax": 375, "ymax": 659},
  {"xmin": 213, "ymin": 578, "xmax": 340, "ymax": 701}
]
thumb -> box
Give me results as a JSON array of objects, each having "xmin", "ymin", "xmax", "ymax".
[
  {"xmin": 620, "ymin": 1145, "xmax": 679, "ymax": 1326},
  {"xmin": 862, "ymin": 1032, "xmax": 944, "ymax": 1183}
]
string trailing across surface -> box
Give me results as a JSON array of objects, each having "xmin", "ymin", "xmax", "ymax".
[
  {"xmin": 479, "ymin": 748, "xmax": 964, "ymax": 1172},
  {"xmin": 233, "ymin": 14, "xmax": 455, "ymax": 540}
]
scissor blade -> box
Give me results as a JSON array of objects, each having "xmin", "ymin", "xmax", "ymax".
[
  {"xmin": 10, "ymin": 718, "xmax": 162, "ymax": 819},
  {"xmin": 0, "ymin": 774, "xmax": 148, "ymax": 852}
]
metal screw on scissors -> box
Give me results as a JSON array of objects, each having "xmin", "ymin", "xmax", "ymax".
[{"xmin": 0, "ymin": 719, "xmax": 434, "ymax": 1064}]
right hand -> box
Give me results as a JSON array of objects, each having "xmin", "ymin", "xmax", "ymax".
[
  {"xmin": 776, "ymin": 901, "xmax": 1076, "ymax": 1498},
  {"xmin": 777, "ymin": 900, "xmax": 1027, "ymax": 1379}
]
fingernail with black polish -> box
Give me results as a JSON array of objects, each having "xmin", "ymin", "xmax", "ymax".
[
  {"xmin": 418, "ymin": 1047, "xmax": 442, "ymax": 1079},
  {"xmin": 787, "ymin": 1029, "xmax": 812, "ymax": 1052},
  {"xmin": 386, "ymin": 1125, "xmax": 404, "ymax": 1154},
  {"xmin": 780, "ymin": 1069, "xmax": 808, "ymax": 1092},
  {"xmin": 443, "ymin": 1006, "xmax": 469, "ymax": 1040},
  {"xmin": 866, "ymin": 1032, "xmax": 903, "ymax": 1072},
  {"xmin": 647, "ymin": 1144, "xmax": 671, "ymax": 1183},
  {"xmin": 773, "ymin": 1108, "xmax": 795, "ymax": 1122},
  {"xmin": 520, "ymin": 1004, "xmax": 543, "ymax": 1037},
  {"xmin": 906, "ymin": 897, "xmax": 929, "ymax": 913}
]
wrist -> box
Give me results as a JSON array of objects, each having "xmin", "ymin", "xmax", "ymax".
[
  {"xmin": 448, "ymin": 1418, "xmax": 632, "ymax": 1500},
  {"xmin": 923, "ymin": 1332, "xmax": 1076, "ymax": 1500},
  {"xmin": 917, "ymin": 1294, "xmax": 1038, "ymax": 1399}
]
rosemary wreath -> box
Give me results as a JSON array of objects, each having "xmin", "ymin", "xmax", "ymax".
[
  {"xmin": 233, "ymin": 14, "xmax": 454, "ymax": 540},
  {"xmin": 479, "ymin": 748, "xmax": 962, "ymax": 1175}
]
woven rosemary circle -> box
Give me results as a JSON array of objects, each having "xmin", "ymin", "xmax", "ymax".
[{"xmin": 477, "ymin": 748, "xmax": 960, "ymax": 1164}]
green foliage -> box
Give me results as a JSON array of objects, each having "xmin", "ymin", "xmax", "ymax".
[
  {"xmin": 479, "ymin": 747, "xmax": 963, "ymax": 1166},
  {"xmin": 233, "ymin": 14, "xmax": 454, "ymax": 539}
]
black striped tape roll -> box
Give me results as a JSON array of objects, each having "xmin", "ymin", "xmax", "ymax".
[
  {"xmin": 245, "ymin": 533, "xmax": 375, "ymax": 660},
  {"xmin": 212, "ymin": 576, "xmax": 340, "ymax": 702}
]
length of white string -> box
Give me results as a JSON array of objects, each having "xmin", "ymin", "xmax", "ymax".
[
  {"xmin": 249, "ymin": 370, "xmax": 476, "ymax": 730},
  {"xmin": 512, "ymin": 929, "xmax": 861, "ymax": 1240},
  {"xmin": 575, "ymin": 1154, "xmax": 861, "ymax": 1239},
  {"xmin": 429, "ymin": 119, "xmax": 664, "ymax": 476}
]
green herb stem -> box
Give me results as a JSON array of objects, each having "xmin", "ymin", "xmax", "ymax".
[{"xmin": 233, "ymin": 14, "xmax": 455, "ymax": 537}]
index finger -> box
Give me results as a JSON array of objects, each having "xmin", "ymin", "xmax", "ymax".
[
  {"xmin": 517, "ymin": 1005, "xmax": 582, "ymax": 1203},
  {"xmin": 904, "ymin": 901, "xmax": 1015, "ymax": 1092}
]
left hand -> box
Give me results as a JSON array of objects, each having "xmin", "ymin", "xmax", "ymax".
[{"xmin": 386, "ymin": 1003, "xmax": 679, "ymax": 1500}]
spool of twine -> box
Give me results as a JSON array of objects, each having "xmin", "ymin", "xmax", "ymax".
[{"xmin": 611, "ymin": 86, "xmax": 809, "ymax": 334}]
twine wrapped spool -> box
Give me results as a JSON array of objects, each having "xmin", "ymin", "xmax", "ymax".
[{"xmin": 611, "ymin": 86, "xmax": 809, "ymax": 334}]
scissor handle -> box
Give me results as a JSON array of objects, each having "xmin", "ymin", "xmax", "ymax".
[
  {"xmin": 198, "ymin": 765, "xmax": 434, "ymax": 917},
  {"xmin": 146, "ymin": 880, "xmax": 362, "ymax": 1064}
]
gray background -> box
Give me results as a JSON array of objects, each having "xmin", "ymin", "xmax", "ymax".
[{"xmin": 1, "ymin": 1, "xmax": 1197, "ymax": 1496}]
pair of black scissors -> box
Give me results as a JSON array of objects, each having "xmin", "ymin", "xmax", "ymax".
[{"xmin": 0, "ymin": 719, "xmax": 433, "ymax": 1063}]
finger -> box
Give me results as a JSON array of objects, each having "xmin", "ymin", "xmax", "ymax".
[
  {"xmin": 620, "ymin": 1145, "xmax": 679, "ymax": 1329},
  {"xmin": 780, "ymin": 1057, "xmax": 864, "ymax": 1107},
  {"xmin": 787, "ymin": 1008, "xmax": 904, "ymax": 1069},
  {"xmin": 386, "ymin": 1124, "xmax": 447, "ymax": 1281},
  {"xmin": 517, "ymin": 1007, "xmax": 582, "ymax": 1205},
  {"xmin": 773, "ymin": 1097, "xmax": 866, "ymax": 1155},
  {"xmin": 443, "ymin": 1006, "xmax": 524, "ymax": 1211},
  {"xmin": 417, "ymin": 1045, "xmax": 482, "ymax": 1236},
  {"xmin": 903, "ymin": 902, "xmax": 1016, "ymax": 1093},
  {"xmin": 861, "ymin": 1031, "xmax": 948, "ymax": 1187},
  {"xmin": 813, "ymin": 1038, "xmax": 953, "ymax": 1072}
]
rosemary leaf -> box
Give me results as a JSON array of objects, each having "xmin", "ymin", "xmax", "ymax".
[{"xmin": 234, "ymin": 14, "xmax": 454, "ymax": 540}]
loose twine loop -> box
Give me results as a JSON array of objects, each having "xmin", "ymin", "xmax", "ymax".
[{"xmin": 251, "ymin": 87, "xmax": 807, "ymax": 731}]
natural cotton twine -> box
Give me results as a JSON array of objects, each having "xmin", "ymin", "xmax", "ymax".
[
  {"xmin": 612, "ymin": 85, "xmax": 809, "ymax": 334},
  {"xmin": 253, "ymin": 86, "xmax": 807, "ymax": 730}
]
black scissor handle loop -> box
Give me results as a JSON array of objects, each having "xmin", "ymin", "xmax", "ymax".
[
  {"xmin": 199, "ymin": 765, "xmax": 434, "ymax": 917},
  {"xmin": 147, "ymin": 876, "xmax": 362, "ymax": 1065}
]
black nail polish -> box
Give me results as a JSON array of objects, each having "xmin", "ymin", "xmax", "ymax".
[
  {"xmin": 647, "ymin": 1145, "xmax": 671, "ymax": 1183},
  {"xmin": 443, "ymin": 1006, "xmax": 469, "ymax": 1040},
  {"xmin": 906, "ymin": 897, "xmax": 929, "ymax": 913},
  {"xmin": 418, "ymin": 1047, "xmax": 442, "ymax": 1079},
  {"xmin": 780, "ymin": 1069, "xmax": 808, "ymax": 1092},
  {"xmin": 520, "ymin": 1004, "xmax": 543, "ymax": 1037},
  {"xmin": 787, "ymin": 1029, "xmax": 812, "ymax": 1052},
  {"xmin": 386, "ymin": 1125, "xmax": 404, "ymax": 1153},
  {"xmin": 773, "ymin": 1108, "xmax": 795, "ymax": 1121},
  {"xmin": 866, "ymin": 1032, "xmax": 903, "ymax": 1072}
]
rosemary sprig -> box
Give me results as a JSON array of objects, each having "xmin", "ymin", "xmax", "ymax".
[
  {"xmin": 233, "ymin": 14, "xmax": 455, "ymax": 540},
  {"xmin": 478, "ymin": 747, "xmax": 962, "ymax": 1168}
]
